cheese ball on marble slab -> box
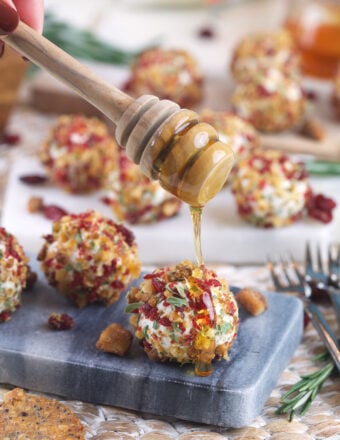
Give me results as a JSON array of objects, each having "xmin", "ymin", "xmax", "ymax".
[
  {"xmin": 0, "ymin": 227, "xmax": 29, "ymax": 322},
  {"xmin": 38, "ymin": 210, "xmax": 141, "ymax": 308},
  {"xmin": 230, "ymin": 30, "xmax": 300, "ymax": 82},
  {"xmin": 106, "ymin": 149, "xmax": 182, "ymax": 224},
  {"xmin": 127, "ymin": 260, "xmax": 239, "ymax": 376},
  {"xmin": 231, "ymin": 69, "xmax": 306, "ymax": 132},
  {"xmin": 231, "ymin": 149, "xmax": 311, "ymax": 228},
  {"xmin": 199, "ymin": 109, "xmax": 259, "ymax": 163},
  {"xmin": 40, "ymin": 115, "xmax": 119, "ymax": 193},
  {"xmin": 124, "ymin": 48, "xmax": 204, "ymax": 108}
]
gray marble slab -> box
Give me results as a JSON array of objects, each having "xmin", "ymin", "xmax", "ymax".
[{"xmin": 0, "ymin": 257, "xmax": 303, "ymax": 428}]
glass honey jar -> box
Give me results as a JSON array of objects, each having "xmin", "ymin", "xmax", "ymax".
[{"xmin": 284, "ymin": 0, "xmax": 340, "ymax": 79}]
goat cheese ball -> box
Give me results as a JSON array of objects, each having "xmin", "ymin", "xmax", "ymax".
[
  {"xmin": 40, "ymin": 115, "xmax": 118, "ymax": 193},
  {"xmin": 127, "ymin": 261, "xmax": 239, "ymax": 376},
  {"xmin": 124, "ymin": 48, "xmax": 204, "ymax": 108},
  {"xmin": 230, "ymin": 30, "xmax": 300, "ymax": 82},
  {"xmin": 231, "ymin": 69, "xmax": 306, "ymax": 132},
  {"xmin": 231, "ymin": 149, "xmax": 311, "ymax": 228},
  {"xmin": 107, "ymin": 149, "xmax": 182, "ymax": 224},
  {"xmin": 38, "ymin": 210, "xmax": 141, "ymax": 308},
  {"xmin": 0, "ymin": 227, "xmax": 28, "ymax": 322},
  {"xmin": 200, "ymin": 109, "xmax": 259, "ymax": 163}
]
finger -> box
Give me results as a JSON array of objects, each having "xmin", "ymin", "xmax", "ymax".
[
  {"xmin": 0, "ymin": 40, "xmax": 4, "ymax": 58},
  {"xmin": 13, "ymin": 0, "xmax": 44, "ymax": 33}
]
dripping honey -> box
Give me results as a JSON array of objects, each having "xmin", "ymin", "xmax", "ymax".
[
  {"xmin": 190, "ymin": 206, "xmax": 204, "ymax": 267},
  {"xmin": 285, "ymin": 1, "xmax": 340, "ymax": 79}
]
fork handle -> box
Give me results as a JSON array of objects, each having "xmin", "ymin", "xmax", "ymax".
[
  {"xmin": 329, "ymin": 289, "xmax": 340, "ymax": 329},
  {"xmin": 305, "ymin": 302, "xmax": 340, "ymax": 372}
]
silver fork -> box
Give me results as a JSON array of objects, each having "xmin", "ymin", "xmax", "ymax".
[
  {"xmin": 327, "ymin": 243, "xmax": 340, "ymax": 327},
  {"xmin": 305, "ymin": 242, "xmax": 340, "ymax": 327},
  {"xmin": 268, "ymin": 255, "xmax": 340, "ymax": 372}
]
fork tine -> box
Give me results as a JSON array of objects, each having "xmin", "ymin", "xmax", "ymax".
[
  {"xmin": 267, "ymin": 257, "xmax": 283, "ymax": 291},
  {"xmin": 316, "ymin": 243, "xmax": 323, "ymax": 273},
  {"xmin": 305, "ymin": 241, "xmax": 314, "ymax": 273},
  {"xmin": 288, "ymin": 253, "xmax": 305, "ymax": 285}
]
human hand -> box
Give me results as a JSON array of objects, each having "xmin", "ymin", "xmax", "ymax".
[{"xmin": 0, "ymin": 0, "xmax": 44, "ymax": 56}]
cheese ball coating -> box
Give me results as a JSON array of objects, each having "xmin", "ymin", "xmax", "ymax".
[
  {"xmin": 127, "ymin": 261, "xmax": 239, "ymax": 376},
  {"xmin": 0, "ymin": 227, "xmax": 28, "ymax": 322},
  {"xmin": 231, "ymin": 69, "xmax": 306, "ymax": 132},
  {"xmin": 107, "ymin": 149, "xmax": 182, "ymax": 224},
  {"xmin": 230, "ymin": 30, "xmax": 300, "ymax": 82},
  {"xmin": 40, "ymin": 115, "xmax": 119, "ymax": 193},
  {"xmin": 200, "ymin": 109, "xmax": 259, "ymax": 163},
  {"xmin": 38, "ymin": 210, "xmax": 141, "ymax": 308},
  {"xmin": 124, "ymin": 48, "xmax": 204, "ymax": 108},
  {"xmin": 231, "ymin": 149, "xmax": 311, "ymax": 228}
]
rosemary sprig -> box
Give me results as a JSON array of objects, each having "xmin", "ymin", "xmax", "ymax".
[
  {"xmin": 276, "ymin": 352, "xmax": 336, "ymax": 421},
  {"xmin": 42, "ymin": 12, "xmax": 139, "ymax": 65}
]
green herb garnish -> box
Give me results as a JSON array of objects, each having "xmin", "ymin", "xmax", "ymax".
[
  {"xmin": 143, "ymin": 325, "xmax": 149, "ymax": 339},
  {"xmin": 125, "ymin": 302, "xmax": 143, "ymax": 313},
  {"xmin": 74, "ymin": 230, "xmax": 82, "ymax": 243},
  {"xmin": 276, "ymin": 352, "xmax": 336, "ymax": 421},
  {"xmin": 167, "ymin": 296, "xmax": 188, "ymax": 308}
]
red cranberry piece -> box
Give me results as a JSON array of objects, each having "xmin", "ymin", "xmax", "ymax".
[
  {"xmin": 1, "ymin": 132, "xmax": 21, "ymax": 146},
  {"xmin": 116, "ymin": 223, "xmax": 135, "ymax": 247},
  {"xmin": 48, "ymin": 313, "xmax": 74, "ymax": 330},
  {"xmin": 43, "ymin": 205, "xmax": 68, "ymax": 221},
  {"xmin": 198, "ymin": 27, "xmax": 215, "ymax": 39},
  {"xmin": 20, "ymin": 174, "xmax": 49, "ymax": 185}
]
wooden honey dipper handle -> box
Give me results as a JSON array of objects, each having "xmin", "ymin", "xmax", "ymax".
[{"xmin": 4, "ymin": 20, "xmax": 134, "ymax": 123}]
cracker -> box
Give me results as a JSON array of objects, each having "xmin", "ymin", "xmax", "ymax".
[{"xmin": 0, "ymin": 388, "xmax": 85, "ymax": 439}]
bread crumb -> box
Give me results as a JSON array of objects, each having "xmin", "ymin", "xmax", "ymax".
[
  {"xmin": 299, "ymin": 118, "xmax": 326, "ymax": 141},
  {"xmin": 27, "ymin": 196, "xmax": 44, "ymax": 213},
  {"xmin": 236, "ymin": 288, "xmax": 267, "ymax": 316},
  {"xmin": 96, "ymin": 322, "xmax": 133, "ymax": 356}
]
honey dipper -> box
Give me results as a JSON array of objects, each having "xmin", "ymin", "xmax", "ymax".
[{"xmin": 2, "ymin": 21, "xmax": 234, "ymax": 207}]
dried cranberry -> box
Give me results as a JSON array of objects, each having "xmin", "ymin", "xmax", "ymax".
[
  {"xmin": 303, "ymin": 89, "xmax": 318, "ymax": 101},
  {"xmin": 306, "ymin": 192, "xmax": 336, "ymax": 224},
  {"xmin": 313, "ymin": 194, "xmax": 336, "ymax": 211},
  {"xmin": 0, "ymin": 311, "xmax": 11, "ymax": 322},
  {"xmin": 48, "ymin": 313, "xmax": 74, "ymax": 330},
  {"xmin": 308, "ymin": 209, "xmax": 332, "ymax": 223},
  {"xmin": 19, "ymin": 174, "xmax": 49, "ymax": 185},
  {"xmin": 43, "ymin": 205, "xmax": 68, "ymax": 221},
  {"xmin": 257, "ymin": 85, "xmax": 272, "ymax": 97},
  {"xmin": 1, "ymin": 132, "xmax": 21, "ymax": 146},
  {"xmin": 198, "ymin": 27, "xmax": 215, "ymax": 39},
  {"xmin": 152, "ymin": 277, "xmax": 166, "ymax": 293},
  {"xmin": 100, "ymin": 196, "xmax": 112, "ymax": 206},
  {"xmin": 158, "ymin": 316, "xmax": 172, "ymax": 327},
  {"xmin": 110, "ymin": 280, "xmax": 124, "ymax": 289},
  {"xmin": 116, "ymin": 223, "xmax": 135, "ymax": 247}
]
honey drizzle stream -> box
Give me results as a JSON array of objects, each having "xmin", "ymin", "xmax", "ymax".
[
  {"xmin": 190, "ymin": 206, "xmax": 204, "ymax": 267},
  {"xmin": 190, "ymin": 205, "xmax": 215, "ymax": 377}
]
